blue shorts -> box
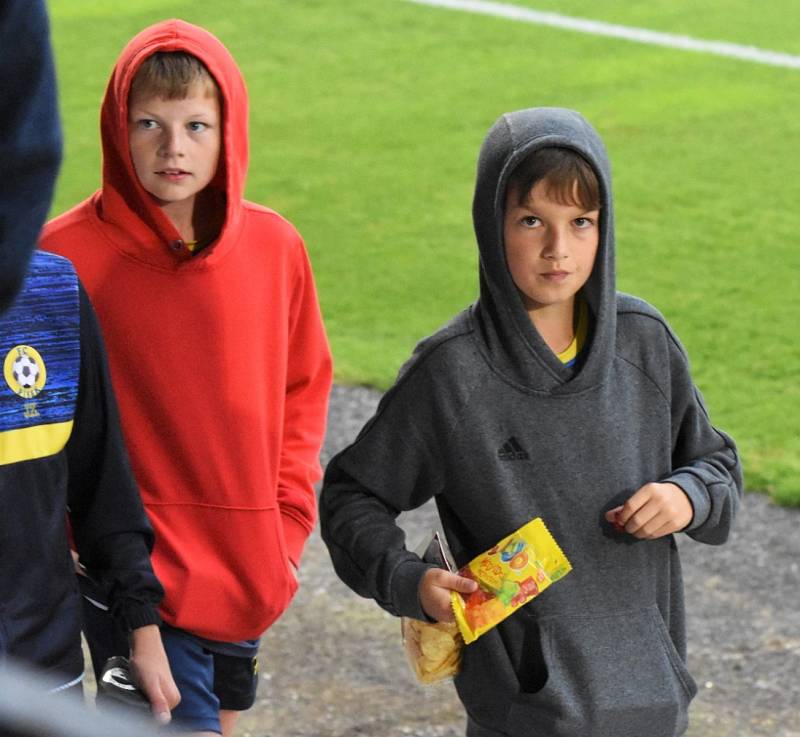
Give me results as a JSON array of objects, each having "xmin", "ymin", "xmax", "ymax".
[{"xmin": 161, "ymin": 627, "xmax": 259, "ymax": 734}]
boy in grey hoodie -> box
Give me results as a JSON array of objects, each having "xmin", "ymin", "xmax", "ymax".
[{"xmin": 320, "ymin": 108, "xmax": 742, "ymax": 737}]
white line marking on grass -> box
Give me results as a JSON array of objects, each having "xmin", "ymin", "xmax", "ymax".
[{"xmin": 404, "ymin": 0, "xmax": 800, "ymax": 69}]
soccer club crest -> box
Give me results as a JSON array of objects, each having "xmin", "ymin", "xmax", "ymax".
[{"xmin": 4, "ymin": 345, "xmax": 47, "ymax": 399}]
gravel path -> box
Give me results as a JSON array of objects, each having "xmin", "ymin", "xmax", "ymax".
[{"xmin": 239, "ymin": 385, "xmax": 800, "ymax": 737}]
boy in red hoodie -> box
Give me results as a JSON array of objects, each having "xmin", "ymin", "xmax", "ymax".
[{"xmin": 42, "ymin": 20, "xmax": 332, "ymax": 736}]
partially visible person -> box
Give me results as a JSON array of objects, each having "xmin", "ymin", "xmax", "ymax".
[
  {"xmin": 42, "ymin": 19, "xmax": 332, "ymax": 737},
  {"xmin": 0, "ymin": 0, "xmax": 62, "ymax": 310},
  {"xmin": 0, "ymin": 1, "xmax": 179, "ymax": 723},
  {"xmin": 0, "ymin": 253, "xmax": 180, "ymax": 723}
]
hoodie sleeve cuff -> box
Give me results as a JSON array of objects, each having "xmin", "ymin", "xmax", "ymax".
[
  {"xmin": 118, "ymin": 602, "xmax": 163, "ymax": 632},
  {"xmin": 669, "ymin": 473, "xmax": 711, "ymax": 531},
  {"xmin": 390, "ymin": 559, "xmax": 436, "ymax": 621}
]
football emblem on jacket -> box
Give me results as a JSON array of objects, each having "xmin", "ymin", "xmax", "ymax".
[{"xmin": 4, "ymin": 345, "xmax": 47, "ymax": 398}]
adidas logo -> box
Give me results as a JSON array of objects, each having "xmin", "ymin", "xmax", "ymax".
[{"xmin": 498, "ymin": 436, "xmax": 529, "ymax": 461}]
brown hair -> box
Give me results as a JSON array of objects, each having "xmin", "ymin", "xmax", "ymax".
[
  {"xmin": 506, "ymin": 147, "xmax": 601, "ymax": 211},
  {"xmin": 129, "ymin": 51, "xmax": 219, "ymax": 101}
]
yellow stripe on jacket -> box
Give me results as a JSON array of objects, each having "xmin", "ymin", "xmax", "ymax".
[{"xmin": 0, "ymin": 420, "xmax": 74, "ymax": 465}]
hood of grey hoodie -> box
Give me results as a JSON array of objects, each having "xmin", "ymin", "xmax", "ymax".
[{"xmin": 472, "ymin": 107, "xmax": 615, "ymax": 393}]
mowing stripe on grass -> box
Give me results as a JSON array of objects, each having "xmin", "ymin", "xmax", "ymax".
[{"xmin": 404, "ymin": 0, "xmax": 800, "ymax": 69}]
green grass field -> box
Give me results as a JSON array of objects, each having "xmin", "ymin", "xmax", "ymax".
[{"xmin": 48, "ymin": 1, "xmax": 799, "ymax": 504}]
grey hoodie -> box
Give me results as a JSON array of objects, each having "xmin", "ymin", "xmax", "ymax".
[{"xmin": 320, "ymin": 108, "xmax": 742, "ymax": 737}]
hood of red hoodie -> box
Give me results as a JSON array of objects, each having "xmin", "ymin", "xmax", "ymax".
[{"xmin": 98, "ymin": 19, "xmax": 248, "ymax": 270}]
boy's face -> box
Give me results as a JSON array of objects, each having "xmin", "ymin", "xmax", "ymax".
[
  {"xmin": 128, "ymin": 84, "xmax": 221, "ymax": 212},
  {"xmin": 503, "ymin": 179, "xmax": 600, "ymax": 315}
]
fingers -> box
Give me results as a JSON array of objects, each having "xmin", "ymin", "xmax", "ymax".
[
  {"xmin": 164, "ymin": 676, "xmax": 181, "ymax": 712},
  {"xmin": 625, "ymin": 509, "xmax": 671, "ymax": 539},
  {"xmin": 604, "ymin": 505, "xmax": 624, "ymax": 531},
  {"xmin": 159, "ymin": 671, "xmax": 181, "ymax": 711},
  {"xmin": 622, "ymin": 501, "xmax": 660, "ymax": 537},
  {"xmin": 648, "ymin": 519, "xmax": 678, "ymax": 540},
  {"xmin": 613, "ymin": 498, "xmax": 660, "ymax": 537},
  {"xmin": 147, "ymin": 683, "xmax": 172, "ymax": 725},
  {"xmin": 419, "ymin": 568, "xmax": 477, "ymax": 622},
  {"xmin": 450, "ymin": 573, "xmax": 479, "ymax": 595},
  {"xmin": 606, "ymin": 497, "xmax": 656, "ymax": 536},
  {"xmin": 609, "ymin": 482, "xmax": 693, "ymax": 539},
  {"xmin": 134, "ymin": 672, "xmax": 173, "ymax": 724},
  {"xmin": 425, "ymin": 568, "xmax": 477, "ymax": 594}
]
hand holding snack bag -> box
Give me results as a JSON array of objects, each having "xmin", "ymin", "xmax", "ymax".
[
  {"xmin": 403, "ymin": 520, "xmax": 572, "ymax": 681},
  {"xmin": 451, "ymin": 518, "xmax": 572, "ymax": 644},
  {"xmin": 402, "ymin": 532, "xmax": 464, "ymax": 684}
]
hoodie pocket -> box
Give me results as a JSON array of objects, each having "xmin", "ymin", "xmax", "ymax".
[
  {"xmin": 149, "ymin": 504, "xmax": 298, "ymax": 641},
  {"xmin": 506, "ymin": 605, "xmax": 697, "ymax": 737}
]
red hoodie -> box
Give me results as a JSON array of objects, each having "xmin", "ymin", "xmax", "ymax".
[{"xmin": 41, "ymin": 20, "xmax": 332, "ymax": 641}]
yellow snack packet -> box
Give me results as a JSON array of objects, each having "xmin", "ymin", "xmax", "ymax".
[
  {"xmin": 401, "ymin": 531, "xmax": 464, "ymax": 684},
  {"xmin": 451, "ymin": 518, "xmax": 572, "ymax": 644}
]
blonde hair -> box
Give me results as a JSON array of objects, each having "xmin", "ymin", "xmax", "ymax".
[{"xmin": 129, "ymin": 51, "xmax": 219, "ymax": 101}]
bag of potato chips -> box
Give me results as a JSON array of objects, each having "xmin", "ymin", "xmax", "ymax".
[
  {"xmin": 451, "ymin": 517, "xmax": 572, "ymax": 644},
  {"xmin": 401, "ymin": 531, "xmax": 463, "ymax": 684}
]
